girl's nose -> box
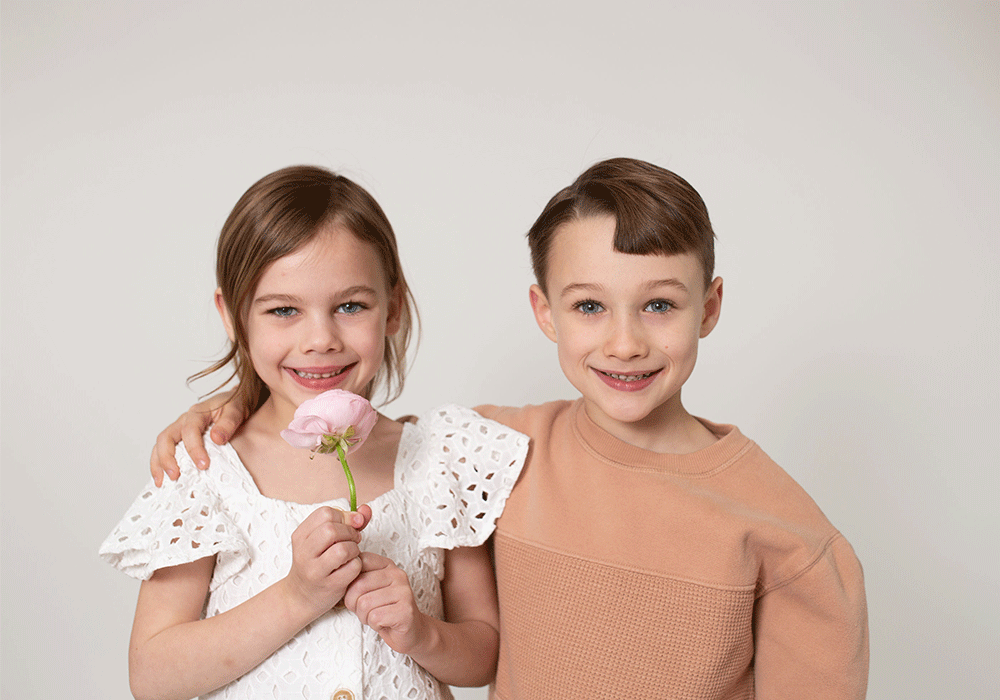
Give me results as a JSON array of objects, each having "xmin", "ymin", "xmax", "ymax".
[
  {"xmin": 301, "ymin": 315, "xmax": 343, "ymax": 353},
  {"xmin": 604, "ymin": 314, "xmax": 648, "ymax": 360}
]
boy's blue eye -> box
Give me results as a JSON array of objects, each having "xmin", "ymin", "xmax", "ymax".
[
  {"xmin": 645, "ymin": 300, "xmax": 673, "ymax": 313},
  {"xmin": 574, "ymin": 300, "xmax": 604, "ymax": 315},
  {"xmin": 269, "ymin": 306, "xmax": 298, "ymax": 317}
]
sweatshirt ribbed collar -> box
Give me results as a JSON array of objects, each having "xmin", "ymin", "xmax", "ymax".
[{"xmin": 570, "ymin": 399, "xmax": 752, "ymax": 476}]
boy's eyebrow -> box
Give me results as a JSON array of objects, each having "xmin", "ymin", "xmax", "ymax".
[
  {"xmin": 645, "ymin": 278, "xmax": 689, "ymax": 293},
  {"xmin": 560, "ymin": 282, "xmax": 604, "ymax": 299},
  {"xmin": 559, "ymin": 279, "xmax": 689, "ymax": 299}
]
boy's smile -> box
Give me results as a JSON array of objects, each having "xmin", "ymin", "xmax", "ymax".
[{"xmin": 529, "ymin": 214, "xmax": 723, "ymax": 452}]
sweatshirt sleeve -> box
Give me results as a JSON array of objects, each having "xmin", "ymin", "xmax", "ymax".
[{"xmin": 753, "ymin": 533, "xmax": 869, "ymax": 699}]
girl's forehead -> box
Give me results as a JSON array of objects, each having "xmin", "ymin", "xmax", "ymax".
[{"xmin": 257, "ymin": 225, "xmax": 390, "ymax": 294}]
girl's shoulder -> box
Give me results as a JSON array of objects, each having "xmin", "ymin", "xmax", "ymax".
[
  {"xmin": 400, "ymin": 403, "xmax": 530, "ymax": 449},
  {"xmin": 395, "ymin": 404, "xmax": 531, "ymax": 550},
  {"xmin": 99, "ymin": 432, "xmax": 251, "ymax": 581}
]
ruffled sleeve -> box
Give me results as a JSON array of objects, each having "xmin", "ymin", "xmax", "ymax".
[
  {"xmin": 99, "ymin": 440, "xmax": 249, "ymax": 590},
  {"xmin": 398, "ymin": 404, "xmax": 530, "ymax": 551}
]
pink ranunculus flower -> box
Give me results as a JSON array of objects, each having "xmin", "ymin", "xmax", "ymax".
[{"xmin": 280, "ymin": 389, "xmax": 377, "ymax": 511}]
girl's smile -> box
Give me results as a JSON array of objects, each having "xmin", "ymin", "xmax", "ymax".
[{"xmin": 286, "ymin": 363, "xmax": 358, "ymax": 391}]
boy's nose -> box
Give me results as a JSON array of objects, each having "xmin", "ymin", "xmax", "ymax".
[{"xmin": 604, "ymin": 315, "xmax": 647, "ymax": 360}]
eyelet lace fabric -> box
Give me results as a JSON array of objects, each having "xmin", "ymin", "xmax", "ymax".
[{"xmin": 100, "ymin": 404, "xmax": 529, "ymax": 700}]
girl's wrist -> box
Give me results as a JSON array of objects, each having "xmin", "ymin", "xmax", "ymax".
[
  {"xmin": 274, "ymin": 576, "xmax": 328, "ymax": 627},
  {"xmin": 399, "ymin": 611, "xmax": 443, "ymax": 661}
]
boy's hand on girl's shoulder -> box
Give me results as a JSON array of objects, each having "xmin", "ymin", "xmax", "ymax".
[
  {"xmin": 343, "ymin": 552, "xmax": 428, "ymax": 655},
  {"xmin": 283, "ymin": 505, "xmax": 373, "ymax": 619},
  {"xmin": 149, "ymin": 390, "xmax": 246, "ymax": 486}
]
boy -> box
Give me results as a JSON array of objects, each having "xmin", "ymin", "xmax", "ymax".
[{"xmin": 151, "ymin": 158, "xmax": 869, "ymax": 698}]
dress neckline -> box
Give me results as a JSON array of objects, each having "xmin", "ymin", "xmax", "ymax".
[{"xmin": 213, "ymin": 421, "xmax": 415, "ymax": 508}]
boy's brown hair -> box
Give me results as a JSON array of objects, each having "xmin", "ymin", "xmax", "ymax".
[
  {"xmin": 527, "ymin": 157, "xmax": 716, "ymax": 293},
  {"xmin": 190, "ymin": 165, "xmax": 417, "ymax": 411}
]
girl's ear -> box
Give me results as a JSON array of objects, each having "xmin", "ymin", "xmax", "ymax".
[
  {"xmin": 529, "ymin": 284, "xmax": 558, "ymax": 343},
  {"xmin": 214, "ymin": 288, "xmax": 237, "ymax": 343},
  {"xmin": 385, "ymin": 283, "xmax": 404, "ymax": 336},
  {"xmin": 699, "ymin": 276, "xmax": 723, "ymax": 338}
]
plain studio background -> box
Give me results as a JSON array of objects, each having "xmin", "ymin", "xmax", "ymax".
[{"xmin": 2, "ymin": 2, "xmax": 997, "ymax": 698}]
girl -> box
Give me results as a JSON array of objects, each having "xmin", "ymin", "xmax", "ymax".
[{"xmin": 100, "ymin": 165, "xmax": 528, "ymax": 700}]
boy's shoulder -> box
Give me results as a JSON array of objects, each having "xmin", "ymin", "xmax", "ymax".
[{"xmin": 709, "ymin": 425, "xmax": 845, "ymax": 547}]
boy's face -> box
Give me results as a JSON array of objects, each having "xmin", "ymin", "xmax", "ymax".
[{"xmin": 529, "ymin": 214, "xmax": 722, "ymax": 443}]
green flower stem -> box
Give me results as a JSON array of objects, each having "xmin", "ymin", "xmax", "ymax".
[{"xmin": 335, "ymin": 441, "xmax": 357, "ymax": 512}]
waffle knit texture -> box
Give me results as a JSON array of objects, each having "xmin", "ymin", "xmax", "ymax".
[{"xmin": 477, "ymin": 400, "xmax": 868, "ymax": 700}]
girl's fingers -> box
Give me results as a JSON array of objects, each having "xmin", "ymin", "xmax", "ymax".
[
  {"xmin": 316, "ymin": 540, "xmax": 362, "ymax": 573},
  {"xmin": 349, "ymin": 585, "xmax": 400, "ymax": 627},
  {"xmin": 343, "ymin": 555, "xmax": 396, "ymax": 611},
  {"xmin": 295, "ymin": 507, "xmax": 362, "ymax": 556},
  {"xmin": 354, "ymin": 504, "xmax": 373, "ymax": 531}
]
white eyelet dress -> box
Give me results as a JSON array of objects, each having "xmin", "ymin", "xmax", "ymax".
[{"xmin": 99, "ymin": 404, "xmax": 529, "ymax": 700}]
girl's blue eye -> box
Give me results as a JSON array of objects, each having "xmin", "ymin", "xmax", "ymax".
[
  {"xmin": 270, "ymin": 306, "xmax": 297, "ymax": 317},
  {"xmin": 338, "ymin": 302, "xmax": 366, "ymax": 314},
  {"xmin": 645, "ymin": 300, "xmax": 673, "ymax": 313},
  {"xmin": 574, "ymin": 300, "xmax": 604, "ymax": 315}
]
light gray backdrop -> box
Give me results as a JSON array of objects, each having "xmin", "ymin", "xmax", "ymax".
[{"xmin": 2, "ymin": 2, "xmax": 997, "ymax": 698}]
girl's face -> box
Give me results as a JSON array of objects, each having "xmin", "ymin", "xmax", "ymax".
[{"xmin": 217, "ymin": 223, "xmax": 401, "ymax": 424}]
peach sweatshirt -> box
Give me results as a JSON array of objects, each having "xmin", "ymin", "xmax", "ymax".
[{"xmin": 478, "ymin": 400, "xmax": 868, "ymax": 699}]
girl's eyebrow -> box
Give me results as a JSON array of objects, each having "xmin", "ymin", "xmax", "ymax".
[
  {"xmin": 253, "ymin": 286, "xmax": 379, "ymax": 306},
  {"xmin": 253, "ymin": 293, "xmax": 299, "ymax": 306}
]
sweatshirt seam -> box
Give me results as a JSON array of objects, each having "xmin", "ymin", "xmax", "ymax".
[
  {"xmin": 495, "ymin": 530, "xmax": 758, "ymax": 594},
  {"xmin": 573, "ymin": 419, "xmax": 757, "ymax": 478},
  {"xmin": 756, "ymin": 531, "xmax": 844, "ymax": 598}
]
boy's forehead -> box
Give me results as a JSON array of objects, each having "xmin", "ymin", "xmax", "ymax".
[{"xmin": 548, "ymin": 215, "xmax": 704, "ymax": 291}]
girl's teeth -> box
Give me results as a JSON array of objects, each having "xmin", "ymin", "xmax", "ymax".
[
  {"xmin": 606, "ymin": 371, "xmax": 655, "ymax": 382},
  {"xmin": 295, "ymin": 369, "xmax": 343, "ymax": 379}
]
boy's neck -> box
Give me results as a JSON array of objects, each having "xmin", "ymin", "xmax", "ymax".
[{"xmin": 581, "ymin": 393, "xmax": 719, "ymax": 455}]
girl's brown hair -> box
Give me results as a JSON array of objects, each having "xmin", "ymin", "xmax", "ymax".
[
  {"xmin": 190, "ymin": 165, "xmax": 417, "ymax": 411},
  {"xmin": 527, "ymin": 157, "xmax": 716, "ymax": 293}
]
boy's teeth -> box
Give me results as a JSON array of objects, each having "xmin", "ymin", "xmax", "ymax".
[{"xmin": 606, "ymin": 371, "xmax": 655, "ymax": 382}]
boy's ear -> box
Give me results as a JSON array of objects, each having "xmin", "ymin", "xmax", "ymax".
[
  {"xmin": 385, "ymin": 283, "xmax": 404, "ymax": 336},
  {"xmin": 529, "ymin": 284, "xmax": 558, "ymax": 343},
  {"xmin": 699, "ymin": 277, "xmax": 723, "ymax": 338},
  {"xmin": 214, "ymin": 288, "xmax": 237, "ymax": 343}
]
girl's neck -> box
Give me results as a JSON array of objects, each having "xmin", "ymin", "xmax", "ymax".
[{"xmin": 232, "ymin": 399, "xmax": 403, "ymax": 505}]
